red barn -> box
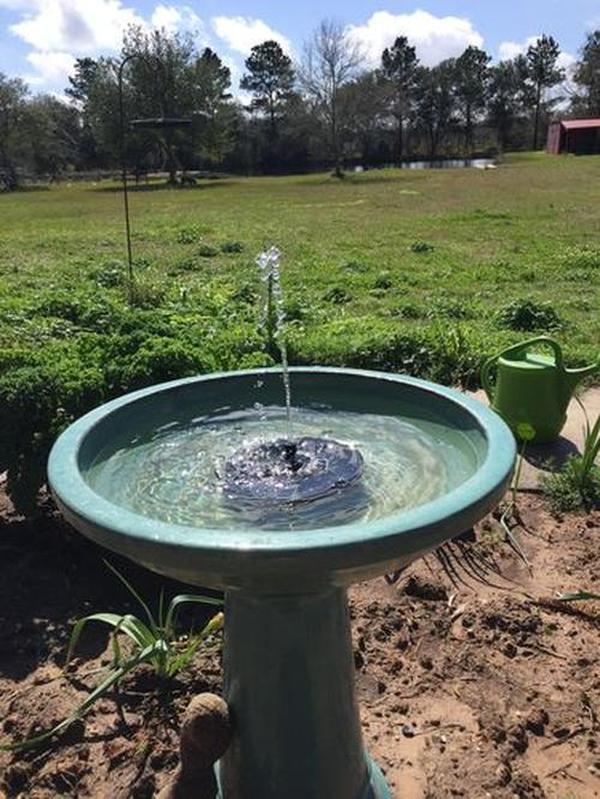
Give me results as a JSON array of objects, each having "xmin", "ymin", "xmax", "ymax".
[{"xmin": 547, "ymin": 118, "xmax": 600, "ymax": 154}]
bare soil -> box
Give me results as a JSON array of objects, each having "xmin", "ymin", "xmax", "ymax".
[{"xmin": 1, "ymin": 482, "xmax": 599, "ymax": 799}]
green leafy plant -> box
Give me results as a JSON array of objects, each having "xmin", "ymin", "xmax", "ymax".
[
  {"xmin": 495, "ymin": 298, "xmax": 563, "ymax": 332},
  {"xmin": 373, "ymin": 272, "xmax": 392, "ymax": 290},
  {"xmin": 323, "ymin": 286, "xmax": 351, "ymax": 304},
  {"xmin": 128, "ymin": 280, "xmax": 166, "ymax": 309},
  {"xmin": 197, "ymin": 244, "xmax": 219, "ymax": 258},
  {"xmin": 410, "ymin": 241, "xmax": 434, "ymax": 253},
  {"xmin": 220, "ymin": 240, "xmax": 244, "ymax": 254},
  {"xmin": 177, "ymin": 224, "xmax": 202, "ymax": 244},
  {"xmin": 1, "ymin": 562, "xmax": 224, "ymax": 752},
  {"xmin": 542, "ymin": 405, "xmax": 600, "ymax": 512}
]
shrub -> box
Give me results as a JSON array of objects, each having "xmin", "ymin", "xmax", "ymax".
[
  {"xmin": 198, "ymin": 244, "xmax": 219, "ymax": 258},
  {"xmin": 427, "ymin": 298, "xmax": 475, "ymax": 320},
  {"xmin": 128, "ymin": 281, "xmax": 166, "ymax": 309},
  {"xmin": 392, "ymin": 302, "xmax": 424, "ymax": 320},
  {"xmin": 373, "ymin": 272, "xmax": 393, "ymax": 290},
  {"xmin": 410, "ymin": 241, "xmax": 434, "ymax": 253},
  {"xmin": 220, "ymin": 240, "xmax": 244, "ymax": 254},
  {"xmin": 323, "ymin": 286, "xmax": 351, "ymax": 304},
  {"xmin": 342, "ymin": 259, "xmax": 368, "ymax": 273},
  {"xmin": 0, "ymin": 357, "xmax": 106, "ymax": 513},
  {"xmin": 174, "ymin": 257, "xmax": 200, "ymax": 272},
  {"xmin": 495, "ymin": 298, "xmax": 563, "ymax": 332},
  {"xmin": 177, "ymin": 224, "xmax": 202, "ymax": 244},
  {"xmin": 117, "ymin": 338, "xmax": 216, "ymax": 391},
  {"xmin": 92, "ymin": 261, "xmax": 125, "ymax": 288}
]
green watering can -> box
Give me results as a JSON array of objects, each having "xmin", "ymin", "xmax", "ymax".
[{"xmin": 481, "ymin": 337, "xmax": 599, "ymax": 443}]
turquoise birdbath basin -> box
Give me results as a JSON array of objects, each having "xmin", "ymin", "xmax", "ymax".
[{"xmin": 48, "ymin": 367, "xmax": 515, "ymax": 799}]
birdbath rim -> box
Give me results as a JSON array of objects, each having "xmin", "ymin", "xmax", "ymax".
[{"xmin": 48, "ymin": 367, "xmax": 515, "ymax": 571}]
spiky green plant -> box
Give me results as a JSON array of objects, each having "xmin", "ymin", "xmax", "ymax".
[
  {"xmin": 1, "ymin": 562, "xmax": 223, "ymax": 751},
  {"xmin": 542, "ymin": 403, "xmax": 600, "ymax": 512}
]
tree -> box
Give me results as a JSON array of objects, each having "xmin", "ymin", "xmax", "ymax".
[
  {"xmin": 414, "ymin": 62, "xmax": 456, "ymax": 158},
  {"xmin": 526, "ymin": 35, "xmax": 564, "ymax": 149},
  {"xmin": 21, "ymin": 95, "xmax": 81, "ymax": 178},
  {"xmin": 186, "ymin": 48, "xmax": 234, "ymax": 165},
  {"xmin": 341, "ymin": 71, "xmax": 388, "ymax": 164},
  {"xmin": 0, "ymin": 73, "xmax": 28, "ymax": 189},
  {"xmin": 572, "ymin": 30, "xmax": 600, "ymax": 116},
  {"xmin": 379, "ymin": 36, "xmax": 419, "ymax": 162},
  {"xmin": 487, "ymin": 60, "xmax": 524, "ymax": 151},
  {"xmin": 454, "ymin": 46, "xmax": 491, "ymax": 153},
  {"xmin": 66, "ymin": 57, "xmax": 100, "ymax": 105},
  {"xmin": 300, "ymin": 19, "xmax": 363, "ymax": 176},
  {"xmin": 240, "ymin": 40, "xmax": 295, "ymax": 138}
]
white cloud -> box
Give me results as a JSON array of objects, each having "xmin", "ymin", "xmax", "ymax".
[
  {"xmin": 212, "ymin": 15, "xmax": 292, "ymax": 57},
  {"xmin": 151, "ymin": 4, "xmax": 181, "ymax": 33},
  {"xmin": 151, "ymin": 4, "xmax": 203, "ymax": 37},
  {"xmin": 25, "ymin": 49, "xmax": 76, "ymax": 85},
  {"xmin": 498, "ymin": 35, "xmax": 576, "ymax": 70},
  {"xmin": 6, "ymin": 1, "xmax": 209, "ymax": 88},
  {"xmin": 346, "ymin": 10, "xmax": 484, "ymax": 68},
  {"xmin": 10, "ymin": 0, "xmax": 143, "ymax": 53}
]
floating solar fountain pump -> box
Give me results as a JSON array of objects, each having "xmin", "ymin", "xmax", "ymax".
[{"xmin": 49, "ymin": 364, "xmax": 516, "ymax": 799}]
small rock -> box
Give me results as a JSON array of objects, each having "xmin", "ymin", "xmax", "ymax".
[
  {"xmin": 525, "ymin": 708, "xmax": 548, "ymax": 736},
  {"xmin": 420, "ymin": 656, "xmax": 434, "ymax": 671},
  {"xmin": 402, "ymin": 723, "xmax": 417, "ymax": 738},
  {"xmin": 503, "ymin": 641, "xmax": 517, "ymax": 658}
]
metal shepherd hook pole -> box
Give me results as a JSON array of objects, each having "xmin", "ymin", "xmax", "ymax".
[{"xmin": 117, "ymin": 53, "xmax": 138, "ymax": 304}]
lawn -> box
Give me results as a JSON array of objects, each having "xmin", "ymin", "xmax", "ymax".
[{"xmin": 0, "ymin": 151, "xmax": 599, "ymax": 509}]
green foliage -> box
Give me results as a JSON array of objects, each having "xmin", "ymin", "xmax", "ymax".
[
  {"xmin": 373, "ymin": 272, "xmax": 393, "ymax": 290},
  {"xmin": 197, "ymin": 244, "xmax": 219, "ymax": 258},
  {"xmin": 495, "ymin": 298, "xmax": 563, "ymax": 332},
  {"xmin": 220, "ymin": 240, "xmax": 244, "ymax": 254},
  {"xmin": 410, "ymin": 241, "xmax": 434, "ymax": 253},
  {"xmin": 177, "ymin": 225, "xmax": 203, "ymax": 244},
  {"xmin": 542, "ymin": 410, "xmax": 600, "ymax": 512},
  {"xmin": 1, "ymin": 562, "xmax": 224, "ymax": 752},
  {"xmin": 92, "ymin": 260, "xmax": 126, "ymax": 288},
  {"xmin": 128, "ymin": 280, "xmax": 166, "ymax": 308},
  {"xmin": 323, "ymin": 286, "xmax": 351, "ymax": 304}
]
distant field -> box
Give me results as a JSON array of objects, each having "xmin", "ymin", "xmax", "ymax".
[{"xmin": 1, "ymin": 151, "xmax": 599, "ymax": 362}]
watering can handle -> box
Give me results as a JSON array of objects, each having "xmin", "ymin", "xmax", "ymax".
[{"xmin": 480, "ymin": 337, "xmax": 564, "ymax": 402}]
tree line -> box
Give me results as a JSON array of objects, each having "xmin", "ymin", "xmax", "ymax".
[{"xmin": 1, "ymin": 21, "xmax": 599, "ymax": 188}]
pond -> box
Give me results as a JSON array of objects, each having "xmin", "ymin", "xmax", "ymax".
[{"xmin": 401, "ymin": 158, "xmax": 496, "ymax": 170}]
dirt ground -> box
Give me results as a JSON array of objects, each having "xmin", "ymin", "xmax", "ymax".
[{"xmin": 1, "ymin": 481, "xmax": 599, "ymax": 799}]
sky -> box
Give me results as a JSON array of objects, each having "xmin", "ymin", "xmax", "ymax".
[{"xmin": 0, "ymin": 0, "xmax": 598, "ymax": 98}]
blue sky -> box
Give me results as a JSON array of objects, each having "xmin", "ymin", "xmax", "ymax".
[{"xmin": 1, "ymin": 1, "xmax": 598, "ymax": 96}]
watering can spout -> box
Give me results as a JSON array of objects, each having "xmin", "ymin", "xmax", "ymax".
[{"xmin": 565, "ymin": 360, "xmax": 600, "ymax": 392}]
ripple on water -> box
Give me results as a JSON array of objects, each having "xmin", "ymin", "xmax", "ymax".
[{"xmin": 86, "ymin": 406, "xmax": 481, "ymax": 531}]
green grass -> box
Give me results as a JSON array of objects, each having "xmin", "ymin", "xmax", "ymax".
[
  {"xmin": 1, "ymin": 152, "xmax": 599, "ymax": 364},
  {"xmin": 0, "ymin": 153, "xmax": 599, "ymax": 511}
]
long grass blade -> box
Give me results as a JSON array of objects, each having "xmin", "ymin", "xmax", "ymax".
[
  {"xmin": 2, "ymin": 643, "xmax": 159, "ymax": 752},
  {"xmin": 103, "ymin": 560, "xmax": 156, "ymax": 630},
  {"xmin": 164, "ymin": 594, "xmax": 223, "ymax": 635}
]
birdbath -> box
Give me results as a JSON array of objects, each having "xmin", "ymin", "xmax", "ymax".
[{"xmin": 48, "ymin": 367, "xmax": 515, "ymax": 799}]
